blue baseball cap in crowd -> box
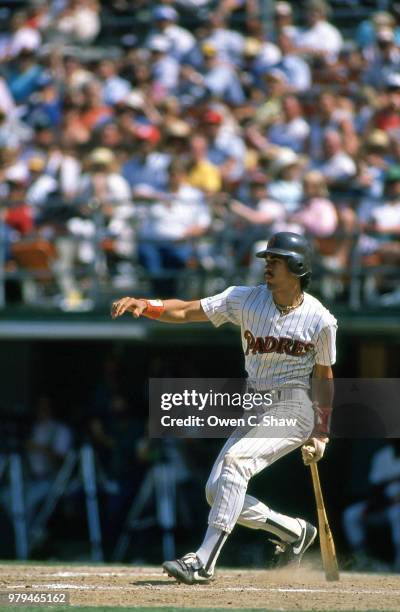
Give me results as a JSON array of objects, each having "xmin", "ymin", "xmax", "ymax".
[{"xmin": 153, "ymin": 6, "xmax": 178, "ymax": 21}]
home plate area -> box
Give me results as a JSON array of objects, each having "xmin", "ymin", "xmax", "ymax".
[{"xmin": 1, "ymin": 564, "xmax": 400, "ymax": 611}]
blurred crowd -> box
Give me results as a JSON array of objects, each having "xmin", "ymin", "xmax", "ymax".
[{"xmin": 1, "ymin": 0, "xmax": 400, "ymax": 307}]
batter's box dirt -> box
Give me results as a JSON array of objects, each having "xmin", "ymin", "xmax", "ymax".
[{"xmin": 0, "ymin": 563, "xmax": 399, "ymax": 611}]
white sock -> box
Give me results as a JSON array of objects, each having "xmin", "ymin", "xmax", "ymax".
[
  {"xmin": 196, "ymin": 525, "xmax": 228, "ymax": 573},
  {"xmin": 264, "ymin": 510, "xmax": 302, "ymax": 543}
]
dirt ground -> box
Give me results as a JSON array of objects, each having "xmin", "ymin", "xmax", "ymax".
[{"xmin": 0, "ymin": 563, "xmax": 399, "ymax": 611}]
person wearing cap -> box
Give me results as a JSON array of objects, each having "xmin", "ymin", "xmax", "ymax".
[
  {"xmin": 147, "ymin": 34, "xmax": 180, "ymax": 93},
  {"xmin": 203, "ymin": 108, "xmax": 246, "ymax": 183},
  {"xmin": 273, "ymin": 2, "xmax": 299, "ymax": 42},
  {"xmin": 122, "ymin": 125, "xmax": 169, "ymax": 193},
  {"xmin": 201, "ymin": 13, "xmax": 245, "ymax": 66},
  {"xmin": 362, "ymin": 28, "xmax": 400, "ymax": 90},
  {"xmin": 147, "ymin": 5, "xmax": 196, "ymax": 63},
  {"xmin": 294, "ymin": 0, "xmax": 343, "ymax": 64},
  {"xmin": 241, "ymin": 26, "xmax": 281, "ymax": 81},
  {"xmin": 69, "ymin": 148, "xmax": 134, "ymax": 279},
  {"xmin": 252, "ymin": 69, "xmax": 289, "ymax": 128},
  {"xmin": 200, "ymin": 41, "xmax": 246, "ymax": 106}
]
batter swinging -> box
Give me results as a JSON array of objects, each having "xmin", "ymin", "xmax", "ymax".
[{"xmin": 111, "ymin": 232, "xmax": 337, "ymax": 584}]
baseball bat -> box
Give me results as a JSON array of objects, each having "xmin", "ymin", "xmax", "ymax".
[{"xmin": 310, "ymin": 462, "xmax": 340, "ymax": 581}]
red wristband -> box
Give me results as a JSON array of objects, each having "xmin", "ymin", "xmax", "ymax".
[
  {"xmin": 142, "ymin": 299, "xmax": 165, "ymax": 319},
  {"xmin": 313, "ymin": 404, "xmax": 331, "ymax": 437}
]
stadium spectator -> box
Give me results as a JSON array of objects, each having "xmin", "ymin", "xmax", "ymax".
[
  {"xmin": 202, "ymin": 13, "xmax": 244, "ymax": 66},
  {"xmin": 148, "ymin": 5, "xmax": 197, "ymax": 63},
  {"xmin": 356, "ymin": 11, "xmax": 400, "ymax": 50},
  {"xmin": 122, "ymin": 125, "xmax": 167, "ymax": 193},
  {"xmin": 147, "ymin": 34, "xmax": 180, "ymax": 94},
  {"xmin": 97, "ymin": 59, "xmax": 131, "ymax": 107},
  {"xmin": 343, "ymin": 440, "xmax": 400, "ymax": 571},
  {"xmin": 315, "ymin": 130, "xmax": 357, "ymax": 188},
  {"xmin": 186, "ymin": 133, "xmax": 222, "ymax": 194},
  {"xmin": 294, "ymin": 0, "xmax": 343, "ymax": 64},
  {"xmin": 273, "ymin": 2, "xmax": 299, "ymax": 42},
  {"xmin": 369, "ymin": 73, "xmax": 400, "ymax": 134},
  {"xmin": 25, "ymin": 396, "xmax": 73, "ymax": 521},
  {"xmin": 364, "ymin": 165, "xmax": 400, "ymax": 264},
  {"xmin": 50, "ymin": 0, "xmax": 101, "ymax": 45},
  {"xmin": 202, "ymin": 109, "xmax": 246, "ymax": 184},
  {"xmin": 199, "ymin": 42, "xmax": 246, "ymax": 106},
  {"xmin": 290, "ymin": 170, "xmax": 338, "ymax": 238},
  {"xmin": 137, "ymin": 158, "xmax": 211, "ymax": 295},
  {"xmin": 3, "ymin": 10, "xmax": 41, "ymax": 59},
  {"xmin": 267, "ymin": 94, "xmax": 310, "ymax": 154},
  {"xmin": 267, "ymin": 148, "xmax": 304, "ymax": 213},
  {"xmin": 362, "ymin": 28, "xmax": 400, "ymax": 91},
  {"xmin": 275, "ymin": 30, "xmax": 311, "ymax": 93}
]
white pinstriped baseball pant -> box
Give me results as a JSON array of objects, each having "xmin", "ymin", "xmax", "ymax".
[{"xmin": 205, "ymin": 392, "xmax": 315, "ymax": 534}]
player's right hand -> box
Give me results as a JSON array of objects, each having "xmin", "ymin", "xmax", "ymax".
[
  {"xmin": 301, "ymin": 437, "xmax": 327, "ymax": 465},
  {"xmin": 111, "ymin": 297, "xmax": 147, "ymax": 319}
]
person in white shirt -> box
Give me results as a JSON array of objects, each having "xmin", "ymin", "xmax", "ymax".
[
  {"xmin": 147, "ymin": 35, "xmax": 180, "ymax": 93},
  {"xmin": 267, "ymin": 94, "xmax": 310, "ymax": 154},
  {"xmin": 316, "ymin": 130, "xmax": 357, "ymax": 188},
  {"xmin": 137, "ymin": 158, "xmax": 211, "ymax": 295},
  {"xmin": 202, "ymin": 13, "xmax": 245, "ymax": 66},
  {"xmin": 148, "ymin": 6, "xmax": 196, "ymax": 63},
  {"xmin": 97, "ymin": 59, "xmax": 131, "ymax": 106},
  {"xmin": 295, "ymin": 0, "xmax": 343, "ymax": 64}
]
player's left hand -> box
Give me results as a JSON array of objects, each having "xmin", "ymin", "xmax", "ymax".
[{"xmin": 301, "ymin": 437, "xmax": 328, "ymax": 465}]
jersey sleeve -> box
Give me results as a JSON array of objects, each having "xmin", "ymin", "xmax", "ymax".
[
  {"xmin": 200, "ymin": 286, "xmax": 248, "ymax": 327},
  {"xmin": 314, "ymin": 324, "xmax": 337, "ymax": 366}
]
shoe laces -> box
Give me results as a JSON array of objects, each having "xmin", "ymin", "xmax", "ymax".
[
  {"xmin": 269, "ymin": 538, "xmax": 289, "ymax": 556},
  {"xmin": 180, "ymin": 552, "xmax": 202, "ymax": 570}
]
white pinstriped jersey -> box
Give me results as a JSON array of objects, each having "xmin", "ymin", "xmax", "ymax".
[{"xmin": 201, "ymin": 285, "xmax": 337, "ymax": 390}]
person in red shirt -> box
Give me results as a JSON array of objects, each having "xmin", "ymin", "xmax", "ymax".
[
  {"xmin": 372, "ymin": 74, "xmax": 400, "ymax": 133},
  {"xmin": 4, "ymin": 178, "xmax": 33, "ymax": 235}
]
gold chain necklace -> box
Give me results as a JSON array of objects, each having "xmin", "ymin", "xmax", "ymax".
[{"xmin": 274, "ymin": 293, "xmax": 304, "ymax": 315}]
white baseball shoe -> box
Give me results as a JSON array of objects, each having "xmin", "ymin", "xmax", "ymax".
[
  {"xmin": 271, "ymin": 519, "xmax": 317, "ymax": 568},
  {"xmin": 163, "ymin": 552, "xmax": 214, "ymax": 584}
]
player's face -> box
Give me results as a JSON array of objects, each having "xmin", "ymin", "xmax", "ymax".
[{"xmin": 264, "ymin": 255, "xmax": 294, "ymax": 288}]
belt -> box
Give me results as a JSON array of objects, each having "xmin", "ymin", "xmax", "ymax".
[{"xmin": 247, "ymin": 388, "xmax": 308, "ymax": 402}]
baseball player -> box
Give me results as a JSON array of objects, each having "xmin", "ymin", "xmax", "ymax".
[{"xmin": 111, "ymin": 231, "xmax": 337, "ymax": 584}]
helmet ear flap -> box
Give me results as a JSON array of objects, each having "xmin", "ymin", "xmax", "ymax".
[{"xmin": 287, "ymin": 255, "xmax": 305, "ymax": 276}]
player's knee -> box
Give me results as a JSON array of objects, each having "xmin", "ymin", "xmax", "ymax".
[{"xmin": 222, "ymin": 452, "xmax": 251, "ymax": 481}]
